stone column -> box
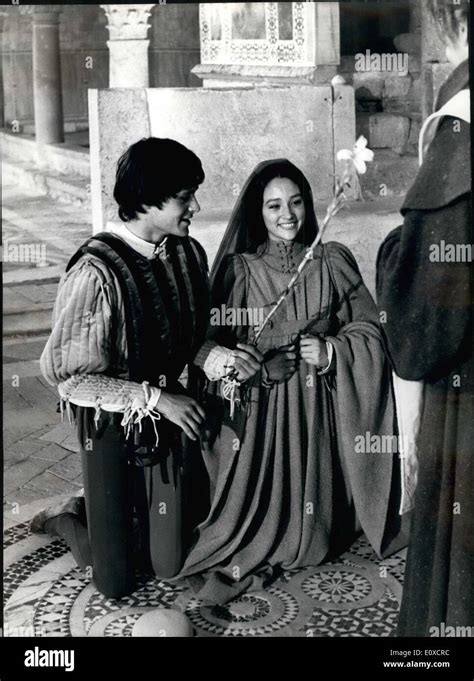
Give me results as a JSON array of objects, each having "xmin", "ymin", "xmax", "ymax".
[
  {"xmin": 31, "ymin": 6, "xmax": 64, "ymax": 144},
  {"xmin": 420, "ymin": 1, "xmax": 454, "ymax": 119},
  {"xmin": 101, "ymin": 4, "xmax": 155, "ymax": 87},
  {"xmin": 0, "ymin": 13, "xmax": 7, "ymax": 129}
]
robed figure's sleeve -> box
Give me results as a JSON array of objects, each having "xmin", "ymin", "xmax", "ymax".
[
  {"xmin": 376, "ymin": 118, "xmax": 471, "ymax": 382},
  {"xmin": 323, "ymin": 242, "xmax": 403, "ymax": 557}
]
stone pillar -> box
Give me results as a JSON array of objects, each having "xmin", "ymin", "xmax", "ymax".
[
  {"xmin": 31, "ymin": 7, "xmax": 64, "ymax": 144},
  {"xmin": 0, "ymin": 13, "xmax": 6, "ymax": 129},
  {"xmin": 101, "ymin": 4, "xmax": 155, "ymax": 87},
  {"xmin": 420, "ymin": 1, "xmax": 454, "ymax": 119}
]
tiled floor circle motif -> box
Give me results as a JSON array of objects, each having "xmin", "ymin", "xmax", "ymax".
[
  {"xmin": 287, "ymin": 564, "xmax": 386, "ymax": 611},
  {"xmin": 4, "ymin": 518, "xmax": 406, "ymax": 638},
  {"xmin": 185, "ymin": 588, "xmax": 299, "ymax": 636},
  {"xmin": 302, "ymin": 569, "xmax": 372, "ymax": 603}
]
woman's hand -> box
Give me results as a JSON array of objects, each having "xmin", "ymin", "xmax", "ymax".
[
  {"xmin": 299, "ymin": 335, "xmax": 329, "ymax": 369},
  {"xmin": 264, "ymin": 345, "xmax": 297, "ymax": 382},
  {"xmin": 156, "ymin": 392, "xmax": 205, "ymax": 441},
  {"xmin": 232, "ymin": 343, "xmax": 264, "ymax": 381}
]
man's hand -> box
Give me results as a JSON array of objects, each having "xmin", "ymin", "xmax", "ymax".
[
  {"xmin": 264, "ymin": 345, "xmax": 297, "ymax": 382},
  {"xmin": 156, "ymin": 392, "xmax": 205, "ymax": 441},
  {"xmin": 231, "ymin": 343, "xmax": 264, "ymax": 381},
  {"xmin": 300, "ymin": 335, "xmax": 329, "ymax": 368}
]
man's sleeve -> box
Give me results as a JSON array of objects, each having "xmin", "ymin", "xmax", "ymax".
[{"xmin": 40, "ymin": 257, "xmax": 116, "ymax": 385}]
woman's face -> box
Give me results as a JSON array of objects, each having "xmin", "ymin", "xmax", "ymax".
[{"xmin": 262, "ymin": 177, "xmax": 305, "ymax": 242}]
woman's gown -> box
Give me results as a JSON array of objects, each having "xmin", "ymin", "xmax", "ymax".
[{"xmin": 177, "ymin": 239, "xmax": 404, "ymax": 604}]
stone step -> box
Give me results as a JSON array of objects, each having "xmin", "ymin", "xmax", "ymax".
[
  {"xmin": 3, "ymin": 304, "xmax": 53, "ymax": 338},
  {"xmin": 0, "ymin": 130, "xmax": 90, "ymax": 178},
  {"xmin": 3, "ymin": 281, "xmax": 58, "ymax": 338},
  {"xmin": 2, "ymin": 156, "xmax": 90, "ymax": 208}
]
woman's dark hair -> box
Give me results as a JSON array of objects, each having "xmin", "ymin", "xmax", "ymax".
[
  {"xmin": 113, "ymin": 137, "xmax": 205, "ymax": 222},
  {"xmin": 210, "ymin": 159, "xmax": 319, "ymax": 290},
  {"xmin": 427, "ymin": 0, "xmax": 469, "ymax": 42},
  {"xmin": 236, "ymin": 160, "xmax": 318, "ymax": 253}
]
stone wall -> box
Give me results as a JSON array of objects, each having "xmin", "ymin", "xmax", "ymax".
[
  {"xmin": 337, "ymin": 58, "xmax": 421, "ymax": 156},
  {"xmin": 420, "ymin": 2, "xmax": 455, "ymax": 120},
  {"xmin": 1, "ymin": 4, "xmax": 200, "ymax": 132},
  {"xmin": 337, "ymin": 0, "xmax": 423, "ymax": 156},
  {"xmin": 336, "ymin": 0, "xmax": 458, "ymax": 158},
  {"xmin": 89, "ymin": 84, "xmax": 354, "ymax": 232}
]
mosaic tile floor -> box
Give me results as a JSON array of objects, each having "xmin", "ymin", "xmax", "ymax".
[{"xmin": 4, "ymin": 516, "xmax": 406, "ymax": 638}]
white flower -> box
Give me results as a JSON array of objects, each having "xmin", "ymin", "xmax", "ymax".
[{"xmin": 337, "ymin": 135, "xmax": 374, "ymax": 175}]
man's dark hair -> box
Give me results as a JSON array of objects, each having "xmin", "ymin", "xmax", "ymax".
[
  {"xmin": 113, "ymin": 137, "xmax": 205, "ymax": 222},
  {"xmin": 427, "ymin": 0, "xmax": 470, "ymax": 42}
]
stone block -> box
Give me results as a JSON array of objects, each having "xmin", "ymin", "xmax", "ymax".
[
  {"xmin": 407, "ymin": 53, "xmax": 421, "ymax": 74},
  {"xmin": 410, "ymin": 75, "xmax": 422, "ymax": 112},
  {"xmin": 421, "ymin": 63, "xmax": 456, "ymax": 118},
  {"xmin": 4, "ymin": 457, "xmax": 52, "ymax": 495},
  {"xmin": 147, "ymin": 86, "xmax": 335, "ymax": 208},
  {"xmin": 358, "ymin": 113, "xmax": 410, "ymax": 152},
  {"xmin": 408, "ymin": 118, "xmax": 422, "ymax": 146},
  {"xmin": 393, "ymin": 33, "xmax": 421, "ymax": 55},
  {"xmin": 24, "ymin": 469, "xmax": 81, "ymax": 497},
  {"xmin": 382, "ymin": 97, "xmax": 413, "ymax": 116},
  {"xmin": 48, "ymin": 454, "xmax": 83, "ymax": 481},
  {"xmin": 89, "ymin": 88, "xmax": 152, "ymax": 233},
  {"xmin": 359, "ymin": 150, "xmax": 419, "ymax": 200},
  {"xmin": 353, "ymin": 72, "xmax": 384, "ymax": 100},
  {"xmin": 383, "ymin": 74, "xmax": 412, "ymax": 99},
  {"xmin": 90, "ymin": 84, "xmax": 345, "ymax": 230}
]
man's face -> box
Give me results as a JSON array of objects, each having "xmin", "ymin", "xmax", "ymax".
[{"xmin": 145, "ymin": 187, "xmax": 201, "ymax": 240}]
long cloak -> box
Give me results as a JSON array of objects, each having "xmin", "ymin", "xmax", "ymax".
[{"xmin": 376, "ymin": 60, "xmax": 473, "ymax": 636}]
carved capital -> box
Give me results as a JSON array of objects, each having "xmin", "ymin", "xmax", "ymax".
[{"xmin": 101, "ymin": 4, "xmax": 155, "ymax": 41}]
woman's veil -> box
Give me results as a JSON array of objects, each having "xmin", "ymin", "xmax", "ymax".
[{"xmin": 210, "ymin": 159, "xmax": 319, "ymax": 290}]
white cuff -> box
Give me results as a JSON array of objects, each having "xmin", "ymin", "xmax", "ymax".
[
  {"xmin": 194, "ymin": 340, "xmax": 235, "ymax": 381},
  {"xmin": 317, "ymin": 341, "xmax": 334, "ymax": 375},
  {"xmin": 147, "ymin": 386, "xmax": 162, "ymax": 410}
]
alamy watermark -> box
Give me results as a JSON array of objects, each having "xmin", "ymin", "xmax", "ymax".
[
  {"xmin": 210, "ymin": 305, "xmax": 265, "ymax": 327},
  {"xmin": 429, "ymin": 241, "xmax": 473, "ymax": 263},
  {"xmin": 355, "ymin": 431, "xmax": 411, "ymax": 455},
  {"xmin": 24, "ymin": 646, "xmax": 75, "ymax": 673},
  {"xmin": 355, "ymin": 49, "xmax": 408, "ymax": 74},
  {"xmin": 1, "ymin": 240, "xmax": 47, "ymax": 267},
  {"xmin": 429, "ymin": 623, "xmax": 474, "ymax": 637}
]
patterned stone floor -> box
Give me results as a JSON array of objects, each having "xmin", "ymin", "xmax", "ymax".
[{"xmin": 4, "ymin": 507, "xmax": 406, "ymax": 638}]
